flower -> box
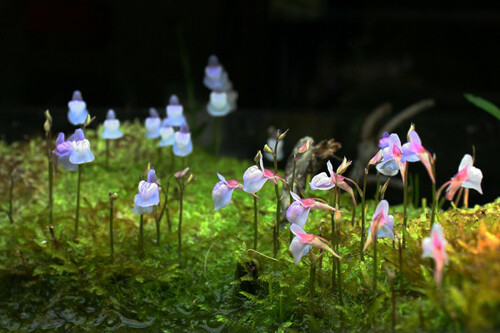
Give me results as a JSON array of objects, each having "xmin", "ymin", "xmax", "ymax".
[
  {"xmin": 68, "ymin": 129, "xmax": 95, "ymax": 165},
  {"xmin": 289, "ymin": 224, "xmax": 340, "ymax": 265},
  {"xmin": 422, "ymin": 223, "xmax": 449, "ymax": 285},
  {"xmin": 401, "ymin": 129, "xmax": 435, "ymax": 183},
  {"xmin": 363, "ymin": 200, "xmax": 395, "ymax": 251},
  {"xmin": 67, "ymin": 90, "xmax": 89, "ymax": 126},
  {"xmin": 163, "ymin": 95, "xmax": 187, "ymax": 127},
  {"xmin": 375, "ymin": 133, "xmax": 406, "ymax": 180},
  {"xmin": 53, "ymin": 133, "xmax": 78, "ymax": 171},
  {"xmin": 133, "ymin": 169, "xmax": 160, "ymax": 214},
  {"xmin": 243, "ymin": 154, "xmax": 285, "ymax": 194},
  {"xmin": 378, "ymin": 131, "xmax": 390, "ymax": 148},
  {"xmin": 173, "ymin": 124, "xmax": 193, "ymax": 157},
  {"xmin": 203, "ymin": 55, "xmax": 233, "ymax": 91},
  {"xmin": 445, "ymin": 154, "xmax": 483, "ymax": 200},
  {"xmin": 158, "ymin": 126, "xmax": 175, "ymax": 147},
  {"xmin": 286, "ymin": 191, "xmax": 335, "ymax": 227},
  {"xmin": 309, "ymin": 160, "xmax": 356, "ymax": 205},
  {"xmin": 101, "ymin": 109, "xmax": 123, "ymax": 139},
  {"xmin": 296, "ymin": 138, "xmax": 313, "ymax": 155},
  {"xmin": 145, "ymin": 108, "xmax": 161, "ymax": 138},
  {"xmin": 212, "ymin": 173, "xmax": 243, "ymax": 210}
]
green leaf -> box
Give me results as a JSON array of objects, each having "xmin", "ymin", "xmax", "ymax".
[{"xmin": 464, "ymin": 93, "xmax": 500, "ymax": 121}]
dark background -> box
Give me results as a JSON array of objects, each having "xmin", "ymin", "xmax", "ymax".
[{"xmin": 0, "ymin": 0, "xmax": 499, "ymax": 202}]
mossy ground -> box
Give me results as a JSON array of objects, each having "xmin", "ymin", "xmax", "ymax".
[{"xmin": 0, "ymin": 122, "xmax": 499, "ymax": 332}]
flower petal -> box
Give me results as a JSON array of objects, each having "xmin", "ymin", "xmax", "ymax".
[
  {"xmin": 286, "ymin": 202, "xmax": 311, "ymax": 227},
  {"xmin": 310, "ymin": 172, "xmax": 335, "ymax": 191},
  {"xmin": 243, "ymin": 165, "xmax": 267, "ymax": 193},
  {"xmin": 289, "ymin": 236, "xmax": 309, "ymax": 265}
]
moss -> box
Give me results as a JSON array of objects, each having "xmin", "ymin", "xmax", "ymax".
[{"xmin": 0, "ymin": 122, "xmax": 499, "ymax": 332}]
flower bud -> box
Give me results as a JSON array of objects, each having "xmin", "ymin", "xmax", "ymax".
[
  {"xmin": 407, "ymin": 123, "xmax": 416, "ymax": 141},
  {"xmin": 334, "ymin": 209, "xmax": 342, "ymax": 222},
  {"xmin": 109, "ymin": 192, "xmax": 118, "ymax": 200},
  {"xmin": 254, "ymin": 150, "xmax": 262, "ymax": 164},
  {"xmin": 277, "ymin": 128, "xmax": 289, "ymax": 141},
  {"xmin": 263, "ymin": 144, "xmax": 273, "ymax": 154},
  {"xmin": 186, "ymin": 174, "xmax": 195, "ymax": 185},
  {"xmin": 45, "ymin": 110, "xmax": 52, "ymax": 123},
  {"xmin": 296, "ymin": 139, "xmax": 312, "ymax": 154},
  {"xmin": 44, "ymin": 119, "xmax": 51, "ymax": 134},
  {"xmin": 336, "ymin": 157, "xmax": 352, "ymax": 175},
  {"xmin": 379, "ymin": 178, "xmax": 391, "ymax": 200}
]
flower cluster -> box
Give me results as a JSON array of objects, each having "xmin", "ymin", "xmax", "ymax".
[{"xmin": 204, "ymin": 55, "xmax": 238, "ymax": 117}]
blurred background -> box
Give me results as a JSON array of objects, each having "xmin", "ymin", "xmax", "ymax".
[{"xmin": 0, "ymin": 0, "xmax": 499, "ymax": 203}]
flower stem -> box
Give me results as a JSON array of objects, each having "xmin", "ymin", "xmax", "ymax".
[
  {"xmin": 373, "ymin": 234, "xmax": 378, "ymax": 294},
  {"xmin": 8, "ymin": 172, "xmax": 14, "ymax": 224},
  {"xmin": 391, "ymin": 271, "xmax": 396, "ymax": 333},
  {"xmin": 253, "ymin": 196, "xmax": 258, "ymax": 250},
  {"xmin": 138, "ymin": 214, "xmax": 144, "ymax": 258},
  {"xmin": 335, "ymin": 186, "xmax": 344, "ymax": 307},
  {"xmin": 214, "ymin": 117, "xmax": 222, "ymax": 157},
  {"xmin": 105, "ymin": 139, "xmax": 110, "ymax": 168},
  {"xmin": 360, "ymin": 168, "xmax": 368, "ymax": 261},
  {"xmin": 289, "ymin": 156, "xmax": 297, "ymax": 243},
  {"xmin": 309, "ymin": 251, "xmax": 316, "ymax": 305},
  {"xmin": 75, "ymin": 164, "xmax": 82, "ymax": 238},
  {"xmin": 330, "ymin": 190, "xmax": 337, "ymax": 290},
  {"xmin": 272, "ymin": 144, "xmax": 281, "ymax": 258},
  {"xmin": 430, "ymin": 159, "xmax": 437, "ymax": 227},
  {"xmin": 402, "ymin": 164, "xmax": 409, "ymax": 249},
  {"xmin": 46, "ymin": 131, "xmax": 53, "ymax": 225},
  {"xmin": 154, "ymin": 206, "xmax": 160, "ymax": 245},
  {"xmin": 178, "ymin": 185, "xmax": 184, "ymax": 265},
  {"xmin": 109, "ymin": 197, "xmax": 114, "ymax": 262}
]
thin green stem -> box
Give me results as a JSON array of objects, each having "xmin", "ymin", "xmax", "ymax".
[
  {"xmin": 402, "ymin": 164, "xmax": 409, "ymax": 249},
  {"xmin": 178, "ymin": 185, "xmax": 184, "ymax": 265},
  {"xmin": 289, "ymin": 156, "xmax": 297, "ymax": 243},
  {"xmin": 272, "ymin": 143, "xmax": 281, "ymax": 258},
  {"xmin": 8, "ymin": 173, "xmax": 14, "ymax": 224},
  {"xmin": 138, "ymin": 214, "xmax": 144, "ymax": 258},
  {"xmin": 373, "ymin": 234, "xmax": 378, "ymax": 294},
  {"xmin": 214, "ymin": 117, "xmax": 222, "ymax": 157},
  {"xmin": 46, "ymin": 132, "xmax": 53, "ymax": 225},
  {"xmin": 154, "ymin": 206, "xmax": 160, "ymax": 245},
  {"xmin": 391, "ymin": 272, "xmax": 396, "ymax": 333},
  {"xmin": 309, "ymin": 251, "xmax": 316, "ymax": 306},
  {"xmin": 105, "ymin": 139, "xmax": 110, "ymax": 168},
  {"xmin": 75, "ymin": 164, "xmax": 82, "ymax": 238},
  {"xmin": 430, "ymin": 159, "xmax": 437, "ymax": 227},
  {"xmin": 360, "ymin": 168, "xmax": 368, "ymax": 261},
  {"xmin": 253, "ymin": 196, "xmax": 258, "ymax": 250},
  {"xmin": 330, "ymin": 191, "xmax": 337, "ymax": 290},
  {"xmin": 335, "ymin": 186, "xmax": 344, "ymax": 307},
  {"xmin": 109, "ymin": 198, "xmax": 114, "ymax": 262}
]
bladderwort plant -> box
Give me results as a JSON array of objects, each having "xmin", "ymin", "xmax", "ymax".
[
  {"xmin": 175, "ymin": 167, "xmax": 194, "ymax": 265},
  {"xmin": 101, "ymin": 109, "xmax": 123, "ymax": 168}
]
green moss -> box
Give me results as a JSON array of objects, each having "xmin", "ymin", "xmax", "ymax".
[{"xmin": 0, "ymin": 122, "xmax": 499, "ymax": 332}]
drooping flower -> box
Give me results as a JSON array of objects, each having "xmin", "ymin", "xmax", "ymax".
[
  {"xmin": 68, "ymin": 129, "xmax": 95, "ymax": 165},
  {"xmin": 243, "ymin": 154, "xmax": 285, "ymax": 194},
  {"xmin": 363, "ymin": 200, "xmax": 395, "ymax": 251},
  {"xmin": 53, "ymin": 133, "xmax": 78, "ymax": 171},
  {"xmin": 145, "ymin": 108, "xmax": 161, "ymax": 138},
  {"xmin": 67, "ymin": 90, "xmax": 89, "ymax": 126},
  {"xmin": 212, "ymin": 173, "xmax": 243, "ymax": 210},
  {"xmin": 422, "ymin": 223, "xmax": 449, "ymax": 285},
  {"xmin": 101, "ymin": 109, "xmax": 123, "ymax": 139},
  {"xmin": 309, "ymin": 160, "xmax": 356, "ymax": 205},
  {"xmin": 375, "ymin": 133, "xmax": 406, "ymax": 180},
  {"xmin": 401, "ymin": 129, "xmax": 435, "ymax": 183},
  {"xmin": 158, "ymin": 126, "xmax": 175, "ymax": 147},
  {"xmin": 289, "ymin": 223, "xmax": 341, "ymax": 265},
  {"xmin": 173, "ymin": 124, "xmax": 193, "ymax": 157},
  {"xmin": 445, "ymin": 154, "xmax": 483, "ymax": 201},
  {"xmin": 133, "ymin": 169, "xmax": 160, "ymax": 214},
  {"xmin": 203, "ymin": 55, "xmax": 233, "ymax": 91},
  {"xmin": 286, "ymin": 191, "xmax": 336, "ymax": 227},
  {"xmin": 163, "ymin": 95, "xmax": 187, "ymax": 127}
]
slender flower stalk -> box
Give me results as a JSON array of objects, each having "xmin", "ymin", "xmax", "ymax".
[
  {"xmin": 402, "ymin": 164, "xmax": 409, "ymax": 249},
  {"xmin": 75, "ymin": 164, "xmax": 82, "ymax": 237},
  {"xmin": 44, "ymin": 111, "xmax": 53, "ymax": 225},
  {"xmin": 335, "ymin": 185, "xmax": 344, "ymax": 306},
  {"xmin": 373, "ymin": 228, "xmax": 378, "ymax": 293},
  {"xmin": 8, "ymin": 171, "xmax": 14, "ymax": 224},
  {"xmin": 430, "ymin": 158, "xmax": 437, "ymax": 227},
  {"xmin": 272, "ymin": 132, "xmax": 283, "ymax": 257},
  {"xmin": 105, "ymin": 139, "xmax": 110, "ymax": 168},
  {"xmin": 360, "ymin": 168, "xmax": 368, "ymax": 261},
  {"xmin": 154, "ymin": 206, "xmax": 160, "ymax": 245},
  {"xmin": 254, "ymin": 196, "xmax": 258, "ymax": 250},
  {"xmin": 138, "ymin": 214, "xmax": 144, "ymax": 258},
  {"xmin": 330, "ymin": 191, "xmax": 337, "ymax": 289},
  {"xmin": 214, "ymin": 117, "xmax": 221, "ymax": 157},
  {"xmin": 309, "ymin": 251, "xmax": 316, "ymax": 304},
  {"xmin": 109, "ymin": 192, "xmax": 117, "ymax": 262},
  {"xmin": 175, "ymin": 167, "xmax": 194, "ymax": 265}
]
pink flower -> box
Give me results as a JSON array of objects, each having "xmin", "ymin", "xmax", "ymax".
[
  {"xmin": 212, "ymin": 173, "xmax": 243, "ymax": 210},
  {"xmin": 289, "ymin": 224, "xmax": 341, "ymax": 265},
  {"xmin": 375, "ymin": 133, "xmax": 406, "ymax": 181},
  {"xmin": 445, "ymin": 154, "xmax": 483, "ymax": 201},
  {"xmin": 363, "ymin": 200, "xmax": 395, "ymax": 251},
  {"xmin": 401, "ymin": 129, "xmax": 435, "ymax": 183},
  {"xmin": 243, "ymin": 155, "xmax": 285, "ymax": 194},
  {"xmin": 309, "ymin": 160, "xmax": 356, "ymax": 205},
  {"xmin": 286, "ymin": 191, "xmax": 336, "ymax": 227},
  {"xmin": 422, "ymin": 223, "xmax": 449, "ymax": 285}
]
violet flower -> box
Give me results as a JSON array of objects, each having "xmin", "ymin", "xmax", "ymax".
[
  {"xmin": 68, "ymin": 129, "xmax": 95, "ymax": 165},
  {"xmin": 163, "ymin": 95, "xmax": 187, "ymax": 127},
  {"xmin": 289, "ymin": 223, "xmax": 340, "ymax": 265},
  {"xmin": 378, "ymin": 131, "xmax": 390, "ymax": 148},
  {"xmin": 212, "ymin": 173, "xmax": 243, "ymax": 210},
  {"xmin": 67, "ymin": 90, "xmax": 89, "ymax": 126},
  {"xmin": 363, "ymin": 200, "xmax": 395, "ymax": 251},
  {"xmin": 243, "ymin": 154, "xmax": 285, "ymax": 194},
  {"xmin": 133, "ymin": 169, "xmax": 160, "ymax": 215},
  {"xmin": 309, "ymin": 160, "xmax": 356, "ymax": 204},
  {"xmin": 203, "ymin": 55, "xmax": 233, "ymax": 91},
  {"xmin": 101, "ymin": 109, "xmax": 123, "ymax": 139},
  {"xmin": 375, "ymin": 133, "xmax": 406, "ymax": 180},
  {"xmin": 173, "ymin": 124, "xmax": 193, "ymax": 157},
  {"xmin": 401, "ymin": 129, "xmax": 435, "ymax": 183},
  {"xmin": 158, "ymin": 126, "xmax": 175, "ymax": 147},
  {"xmin": 286, "ymin": 191, "xmax": 336, "ymax": 227},
  {"xmin": 422, "ymin": 223, "xmax": 449, "ymax": 285},
  {"xmin": 145, "ymin": 108, "xmax": 161, "ymax": 138},
  {"xmin": 445, "ymin": 154, "xmax": 483, "ymax": 201},
  {"xmin": 53, "ymin": 133, "xmax": 78, "ymax": 171}
]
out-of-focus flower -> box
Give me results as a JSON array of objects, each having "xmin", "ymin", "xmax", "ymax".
[
  {"xmin": 310, "ymin": 160, "xmax": 356, "ymax": 205},
  {"xmin": 145, "ymin": 108, "xmax": 161, "ymax": 138},
  {"xmin": 101, "ymin": 109, "xmax": 123, "ymax": 139},
  {"xmin": 378, "ymin": 132, "xmax": 390, "ymax": 148},
  {"xmin": 445, "ymin": 154, "xmax": 483, "ymax": 200},
  {"xmin": 133, "ymin": 169, "xmax": 160, "ymax": 214},
  {"xmin": 422, "ymin": 223, "xmax": 449, "ymax": 285},
  {"xmin": 286, "ymin": 191, "xmax": 335, "ymax": 227},
  {"xmin": 163, "ymin": 95, "xmax": 187, "ymax": 127},
  {"xmin": 264, "ymin": 137, "xmax": 284, "ymax": 162},
  {"xmin": 67, "ymin": 90, "xmax": 89, "ymax": 126},
  {"xmin": 212, "ymin": 173, "xmax": 243, "ymax": 210},
  {"xmin": 363, "ymin": 200, "xmax": 395, "ymax": 251},
  {"xmin": 296, "ymin": 139, "xmax": 313, "ymax": 155},
  {"xmin": 289, "ymin": 224, "xmax": 340, "ymax": 265},
  {"xmin": 158, "ymin": 126, "xmax": 175, "ymax": 147},
  {"xmin": 401, "ymin": 129, "xmax": 435, "ymax": 183},
  {"xmin": 243, "ymin": 154, "xmax": 285, "ymax": 194},
  {"xmin": 53, "ymin": 133, "xmax": 78, "ymax": 171},
  {"xmin": 68, "ymin": 129, "xmax": 95, "ymax": 165},
  {"xmin": 173, "ymin": 124, "xmax": 193, "ymax": 157},
  {"xmin": 375, "ymin": 133, "xmax": 406, "ymax": 180},
  {"xmin": 203, "ymin": 55, "xmax": 233, "ymax": 91}
]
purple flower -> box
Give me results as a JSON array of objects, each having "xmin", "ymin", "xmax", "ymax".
[
  {"xmin": 53, "ymin": 129, "xmax": 94, "ymax": 170},
  {"xmin": 243, "ymin": 154, "xmax": 285, "ymax": 194},
  {"xmin": 309, "ymin": 160, "xmax": 356, "ymax": 205},
  {"xmin": 53, "ymin": 133, "xmax": 78, "ymax": 171},
  {"xmin": 145, "ymin": 108, "xmax": 161, "ymax": 138},
  {"xmin": 212, "ymin": 173, "xmax": 243, "ymax": 210},
  {"xmin": 163, "ymin": 95, "xmax": 187, "ymax": 127},
  {"xmin": 363, "ymin": 199, "xmax": 395, "ymax": 251},
  {"xmin": 286, "ymin": 191, "xmax": 336, "ymax": 227},
  {"xmin": 203, "ymin": 55, "xmax": 233, "ymax": 91},
  {"xmin": 375, "ymin": 133, "xmax": 406, "ymax": 180},
  {"xmin": 133, "ymin": 169, "xmax": 160, "ymax": 214},
  {"xmin": 101, "ymin": 109, "xmax": 123, "ymax": 139},
  {"xmin": 422, "ymin": 223, "xmax": 449, "ymax": 285},
  {"xmin": 158, "ymin": 126, "xmax": 175, "ymax": 147},
  {"xmin": 289, "ymin": 224, "xmax": 340, "ymax": 265},
  {"xmin": 67, "ymin": 90, "xmax": 89, "ymax": 126},
  {"xmin": 378, "ymin": 131, "xmax": 390, "ymax": 148},
  {"xmin": 401, "ymin": 129, "xmax": 435, "ymax": 183},
  {"xmin": 173, "ymin": 124, "xmax": 193, "ymax": 157},
  {"xmin": 445, "ymin": 154, "xmax": 483, "ymax": 201}
]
